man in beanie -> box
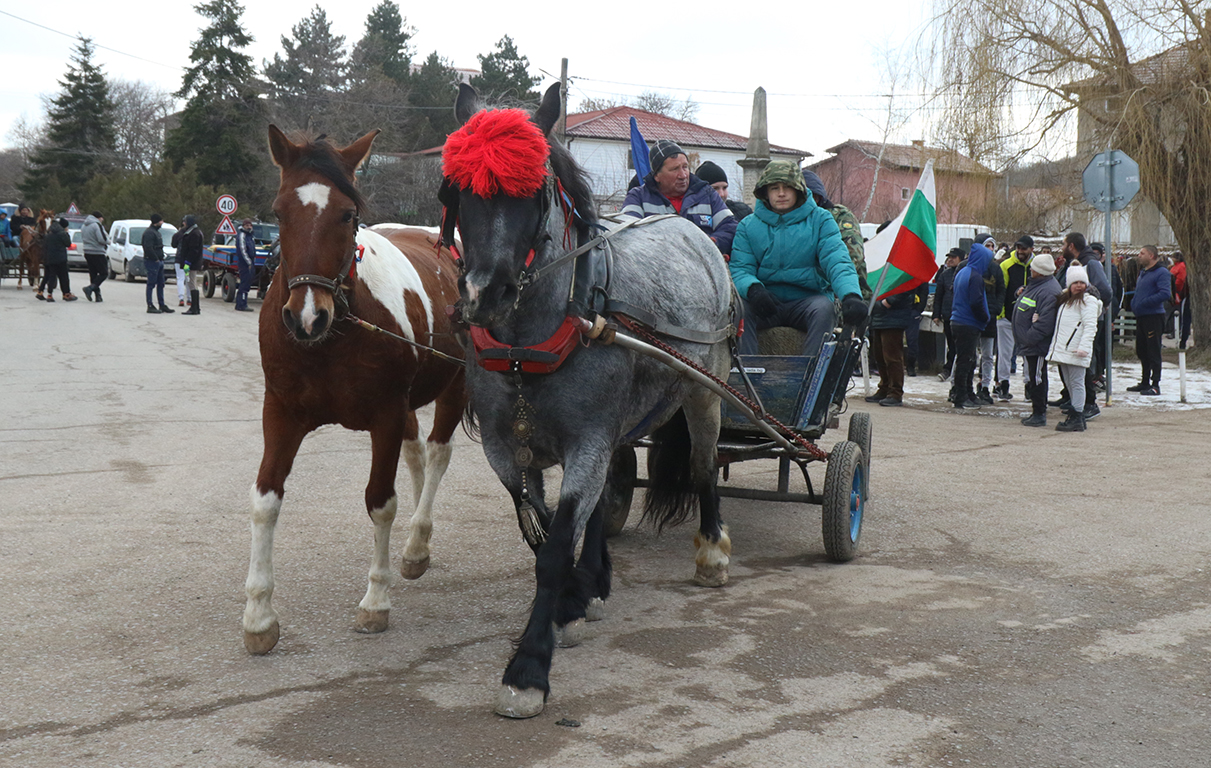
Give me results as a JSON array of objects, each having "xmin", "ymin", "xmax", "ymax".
[
  {"xmin": 234, "ymin": 218, "xmax": 256, "ymax": 312},
  {"xmin": 695, "ymin": 160, "xmax": 753, "ymax": 222},
  {"xmin": 1128, "ymin": 245, "xmax": 1171, "ymax": 396},
  {"xmin": 802, "ymin": 170, "xmax": 871, "ymax": 300},
  {"xmin": 621, "ymin": 139, "xmax": 737, "ymax": 255},
  {"xmin": 729, "ymin": 159, "xmax": 866, "ymax": 358},
  {"xmin": 142, "ymin": 214, "xmax": 173, "ymax": 313},
  {"xmin": 1012, "ymin": 249, "xmax": 1061, "ymax": 426},
  {"xmin": 993, "ymin": 235, "xmax": 1035, "ymax": 400}
]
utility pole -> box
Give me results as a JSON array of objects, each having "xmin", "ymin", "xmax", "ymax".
[{"xmin": 557, "ymin": 58, "xmax": 568, "ymax": 146}]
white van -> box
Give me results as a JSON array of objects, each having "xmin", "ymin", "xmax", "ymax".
[{"xmin": 106, "ymin": 220, "xmax": 178, "ymax": 281}]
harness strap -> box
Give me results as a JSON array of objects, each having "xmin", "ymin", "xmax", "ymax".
[
  {"xmin": 605, "ymin": 299, "xmax": 735, "ymax": 345},
  {"xmin": 470, "ymin": 316, "xmax": 582, "ymax": 374}
]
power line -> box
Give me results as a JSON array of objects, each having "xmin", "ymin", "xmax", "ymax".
[{"xmin": 0, "ymin": 10, "xmax": 184, "ymax": 72}]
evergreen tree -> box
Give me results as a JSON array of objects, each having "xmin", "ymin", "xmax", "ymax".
[
  {"xmin": 470, "ymin": 36, "xmax": 541, "ymax": 105},
  {"xmin": 164, "ymin": 0, "xmax": 271, "ymax": 208},
  {"xmin": 406, "ymin": 51, "xmax": 461, "ymax": 150},
  {"xmin": 21, "ymin": 37, "xmax": 116, "ymax": 201},
  {"xmin": 264, "ymin": 6, "xmax": 348, "ymax": 100},
  {"xmin": 349, "ymin": 0, "xmax": 414, "ymax": 86}
]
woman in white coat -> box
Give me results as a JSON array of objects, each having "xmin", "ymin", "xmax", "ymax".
[{"xmin": 1046, "ymin": 263, "xmax": 1103, "ymax": 432}]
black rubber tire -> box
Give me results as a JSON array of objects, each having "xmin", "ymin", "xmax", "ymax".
[
  {"xmin": 107, "ymin": 264, "xmax": 117, "ymax": 280},
  {"xmin": 847, "ymin": 411, "xmax": 872, "ymax": 499},
  {"xmin": 222, "ymin": 273, "xmax": 237, "ymax": 302},
  {"xmin": 601, "ymin": 445, "xmax": 637, "ymax": 537},
  {"xmin": 822, "ymin": 440, "xmax": 864, "ymax": 563},
  {"xmin": 123, "ymin": 260, "xmax": 135, "ymax": 283},
  {"xmin": 202, "ymin": 270, "xmax": 216, "ymax": 299}
]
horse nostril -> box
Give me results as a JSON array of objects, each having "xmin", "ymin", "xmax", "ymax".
[
  {"xmin": 282, "ymin": 306, "xmax": 294, "ymax": 328},
  {"xmin": 497, "ymin": 283, "xmax": 518, "ymax": 308}
]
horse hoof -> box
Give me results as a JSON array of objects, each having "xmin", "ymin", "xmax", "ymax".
[
  {"xmin": 399, "ymin": 556, "xmax": 430, "ymax": 580},
  {"xmin": 355, "ymin": 608, "xmax": 389, "ymax": 634},
  {"xmin": 585, "ymin": 597, "xmax": 606, "ymax": 622},
  {"xmin": 494, "ymin": 685, "xmax": 545, "ymax": 719},
  {"xmin": 694, "ymin": 565, "xmax": 729, "ymax": 588},
  {"xmin": 243, "ymin": 622, "xmax": 281, "ymax": 655},
  {"xmin": 554, "ymin": 618, "xmax": 585, "ymax": 648}
]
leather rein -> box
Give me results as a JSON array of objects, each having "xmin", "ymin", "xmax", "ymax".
[{"xmin": 283, "ymin": 212, "xmax": 362, "ymax": 320}]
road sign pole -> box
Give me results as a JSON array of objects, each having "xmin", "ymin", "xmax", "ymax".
[{"xmin": 1103, "ymin": 150, "xmax": 1115, "ymax": 405}]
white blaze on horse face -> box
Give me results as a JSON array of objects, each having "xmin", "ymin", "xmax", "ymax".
[
  {"xmin": 295, "ymin": 182, "xmax": 331, "ymax": 212},
  {"xmin": 356, "ymin": 228, "xmax": 434, "ymax": 343},
  {"xmin": 299, "ymin": 287, "xmax": 319, "ymax": 334}
]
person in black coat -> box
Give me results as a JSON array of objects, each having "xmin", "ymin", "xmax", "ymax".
[
  {"xmin": 931, "ymin": 248, "xmax": 963, "ymax": 382},
  {"xmin": 173, "ymin": 214, "xmax": 206, "ymax": 315},
  {"xmin": 40, "ymin": 218, "xmax": 75, "ymax": 302},
  {"xmin": 864, "ymin": 288, "xmax": 915, "ymax": 406},
  {"xmin": 142, "ymin": 214, "xmax": 174, "ymax": 313}
]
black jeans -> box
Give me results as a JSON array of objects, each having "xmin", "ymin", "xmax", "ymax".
[
  {"xmin": 1136, "ymin": 314, "xmax": 1165, "ymax": 387},
  {"xmin": 84, "ymin": 252, "xmax": 108, "ymax": 288},
  {"xmin": 953, "ymin": 324, "xmax": 981, "ymax": 403},
  {"xmin": 942, "ymin": 318, "xmax": 955, "ymax": 374},
  {"xmin": 44, "ymin": 262, "xmax": 70, "ymax": 294},
  {"xmin": 1024, "ymin": 355, "xmax": 1048, "ymax": 415}
]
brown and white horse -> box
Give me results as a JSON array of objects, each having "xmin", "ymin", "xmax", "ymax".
[
  {"xmin": 16, "ymin": 209, "xmax": 52, "ymax": 289},
  {"xmin": 243, "ymin": 125, "xmax": 467, "ymax": 654}
]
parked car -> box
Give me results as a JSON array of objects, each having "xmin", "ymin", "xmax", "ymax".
[
  {"xmin": 106, "ymin": 219, "xmax": 178, "ymax": 282},
  {"xmin": 67, "ymin": 228, "xmax": 87, "ymax": 269}
]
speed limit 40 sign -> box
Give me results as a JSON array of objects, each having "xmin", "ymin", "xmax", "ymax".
[{"xmin": 216, "ymin": 194, "xmax": 238, "ymax": 216}]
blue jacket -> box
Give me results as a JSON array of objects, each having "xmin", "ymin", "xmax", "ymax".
[
  {"xmin": 951, "ymin": 244, "xmax": 993, "ymax": 330},
  {"xmin": 1131, "ymin": 263, "xmax": 1172, "ymax": 317},
  {"xmin": 729, "ymin": 198, "xmax": 860, "ymax": 303},
  {"xmin": 236, "ymin": 228, "xmax": 256, "ymax": 268},
  {"xmin": 621, "ymin": 174, "xmax": 737, "ymax": 255}
]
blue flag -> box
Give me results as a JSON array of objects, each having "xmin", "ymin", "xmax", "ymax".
[{"xmin": 630, "ymin": 116, "xmax": 650, "ymax": 181}]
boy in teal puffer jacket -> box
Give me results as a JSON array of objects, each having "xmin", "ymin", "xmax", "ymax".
[{"xmin": 730, "ymin": 160, "xmax": 866, "ymax": 357}]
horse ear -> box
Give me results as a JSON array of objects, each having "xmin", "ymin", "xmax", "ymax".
[
  {"xmin": 267, "ymin": 124, "xmax": 298, "ymax": 169},
  {"xmin": 533, "ymin": 82, "xmax": 562, "ymax": 137},
  {"xmin": 338, "ymin": 129, "xmax": 381, "ymax": 174},
  {"xmin": 455, "ymin": 83, "xmax": 480, "ymax": 126}
]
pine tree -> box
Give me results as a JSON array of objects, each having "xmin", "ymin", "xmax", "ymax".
[
  {"xmin": 406, "ymin": 51, "xmax": 461, "ymax": 150},
  {"xmin": 164, "ymin": 0, "xmax": 271, "ymax": 208},
  {"xmin": 264, "ymin": 6, "xmax": 348, "ymax": 99},
  {"xmin": 349, "ymin": 0, "xmax": 414, "ymax": 86},
  {"xmin": 470, "ymin": 36, "xmax": 541, "ymax": 106},
  {"xmin": 20, "ymin": 37, "xmax": 116, "ymax": 201}
]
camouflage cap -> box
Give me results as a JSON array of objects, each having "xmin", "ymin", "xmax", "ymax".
[{"xmin": 754, "ymin": 160, "xmax": 807, "ymax": 201}]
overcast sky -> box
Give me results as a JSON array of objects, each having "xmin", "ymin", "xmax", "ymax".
[{"xmin": 0, "ymin": 0, "xmax": 939, "ymax": 162}]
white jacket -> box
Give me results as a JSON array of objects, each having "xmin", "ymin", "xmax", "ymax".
[{"xmin": 1046, "ymin": 294, "xmax": 1103, "ymax": 367}]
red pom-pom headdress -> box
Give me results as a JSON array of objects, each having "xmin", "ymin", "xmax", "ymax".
[{"xmin": 442, "ymin": 109, "xmax": 550, "ymax": 198}]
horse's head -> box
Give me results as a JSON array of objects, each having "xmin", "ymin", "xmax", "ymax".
[
  {"xmin": 442, "ymin": 83, "xmax": 570, "ymax": 327},
  {"xmin": 267, "ymin": 125, "xmax": 379, "ymax": 343}
]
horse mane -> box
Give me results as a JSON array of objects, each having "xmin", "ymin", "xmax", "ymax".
[
  {"xmin": 292, "ymin": 136, "xmax": 367, "ymax": 212},
  {"xmin": 547, "ymin": 139, "xmax": 597, "ymax": 232}
]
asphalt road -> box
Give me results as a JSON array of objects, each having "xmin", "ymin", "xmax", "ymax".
[{"xmin": 3, "ymin": 276, "xmax": 1210, "ymax": 767}]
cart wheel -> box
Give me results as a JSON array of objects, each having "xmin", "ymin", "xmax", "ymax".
[
  {"xmin": 202, "ymin": 270, "xmax": 217, "ymax": 298},
  {"xmin": 222, "ymin": 273, "xmax": 237, "ymax": 302},
  {"xmin": 847, "ymin": 411, "xmax": 872, "ymax": 499},
  {"xmin": 822, "ymin": 440, "xmax": 864, "ymax": 563},
  {"xmin": 601, "ymin": 445, "xmax": 637, "ymax": 537}
]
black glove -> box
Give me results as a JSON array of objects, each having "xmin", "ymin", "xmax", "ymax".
[
  {"xmin": 840, "ymin": 293, "xmax": 868, "ymax": 326},
  {"xmin": 746, "ymin": 284, "xmax": 779, "ymax": 316}
]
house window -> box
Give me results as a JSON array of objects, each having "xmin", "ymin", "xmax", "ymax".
[{"xmin": 901, "ymin": 187, "xmax": 910, "ymax": 200}]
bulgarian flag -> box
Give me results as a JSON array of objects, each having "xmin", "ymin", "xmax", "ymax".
[{"xmin": 865, "ymin": 159, "xmax": 938, "ymax": 301}]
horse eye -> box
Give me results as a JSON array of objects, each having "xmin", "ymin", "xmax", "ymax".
[{"xmin": 342, "ymin": 211, "xmax": 354, "ymax": 224}]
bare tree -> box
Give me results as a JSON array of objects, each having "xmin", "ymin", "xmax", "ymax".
[
  {"xmin": 927, "ymin": 0, "xmax": 1211, "ymax": 336},
  {"xmin": 576, "ymin": 91, "xmax": 700, "ymax": 121},
  {"xmin": 109, "ymin": 79, "xmax": 176, "ymax": 173},
  {"xmin": 5, "ymin": 114, "xmax": 47, "ymax": 166}
]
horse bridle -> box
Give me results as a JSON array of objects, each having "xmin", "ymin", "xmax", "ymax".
[{"xmin": 283, "ymin": 212, "xmax": 361, "ymax": 319}]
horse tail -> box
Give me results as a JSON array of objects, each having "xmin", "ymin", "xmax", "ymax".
[
  {"xmin": 460, "ymin": 398, "xmax": 481, "ymax": 442},
  {"xmin": 641, "ymin": 408, "xmax": 700, "ymax": 532}
]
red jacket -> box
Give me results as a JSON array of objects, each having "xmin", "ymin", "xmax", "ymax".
[{"xmin": 1171, "ymin": 261, "xmax": 1186, "ymax": 301}]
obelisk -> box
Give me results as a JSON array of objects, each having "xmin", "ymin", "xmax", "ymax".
[{"xmin": 739, "ymin": 87, "xmax": 771, "ymax": 206}]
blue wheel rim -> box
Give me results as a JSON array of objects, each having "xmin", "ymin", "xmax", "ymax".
[{"xmin": 849, "ymin": 463, "xmax": 865, "ymax": 542}]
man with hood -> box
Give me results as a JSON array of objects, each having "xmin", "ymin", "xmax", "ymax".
[
  {"xmin": 993, "ymin": 235, "xmax": 1034, "ymax": 400},
  {"xmin": 695, "ymin": 160, "xmax": 753, "ymax": 223},
  {"xmin": 1013, "ymin": 251, "xmax": 1061, "ymax": 426},
  {"xmin": 729, "ymin": 159, "xmax": 867, "ymax": 358},
  {"xmin": 802, "ymin": 170, "xmax": 872, "ymax": 300},
  {"xmin": 950, "ymin": 240, "xmax": 995, "ymax": 409},
  {"xmin": 621, "ymin": 139, "xmax": 737, "ymax": 255},
  {"xmin": 173, "ymin": 214, "xmax": 205, "ymax": 315},
  {"xmin": 973, "ymin": 233, "xmax": 1005, "ymax": 404},
  {"xmin": 80, "ymin": 211, "xmax": 108, "ymax": 302}
]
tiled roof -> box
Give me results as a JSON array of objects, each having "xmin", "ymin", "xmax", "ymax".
[
  {"xmin": 1063, "ymin": 43, "xmax": 1197, "ymax": 92},
  {"xmin": 813, "ymin": 140, "xmax": 1000, "ymax": 176},
  {"xmin": 566, "ymin": 106, "xmax": 809, "ymax": 158}
]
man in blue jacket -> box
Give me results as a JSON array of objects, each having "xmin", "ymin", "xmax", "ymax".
[
  {"xmin": 1128, "ymin": 245, "xmax": 1172, "ymax": 396},
  {"xmin": 729, "ymin": 160, "xmax": 866, "ymax": 358},
  {"xmin": 950, "ymin": 242, "xmax": 994, "ymax": 408},
  {"xmin": 621, "ymin": 139, "xmax": 737, "ymax": 256}
]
